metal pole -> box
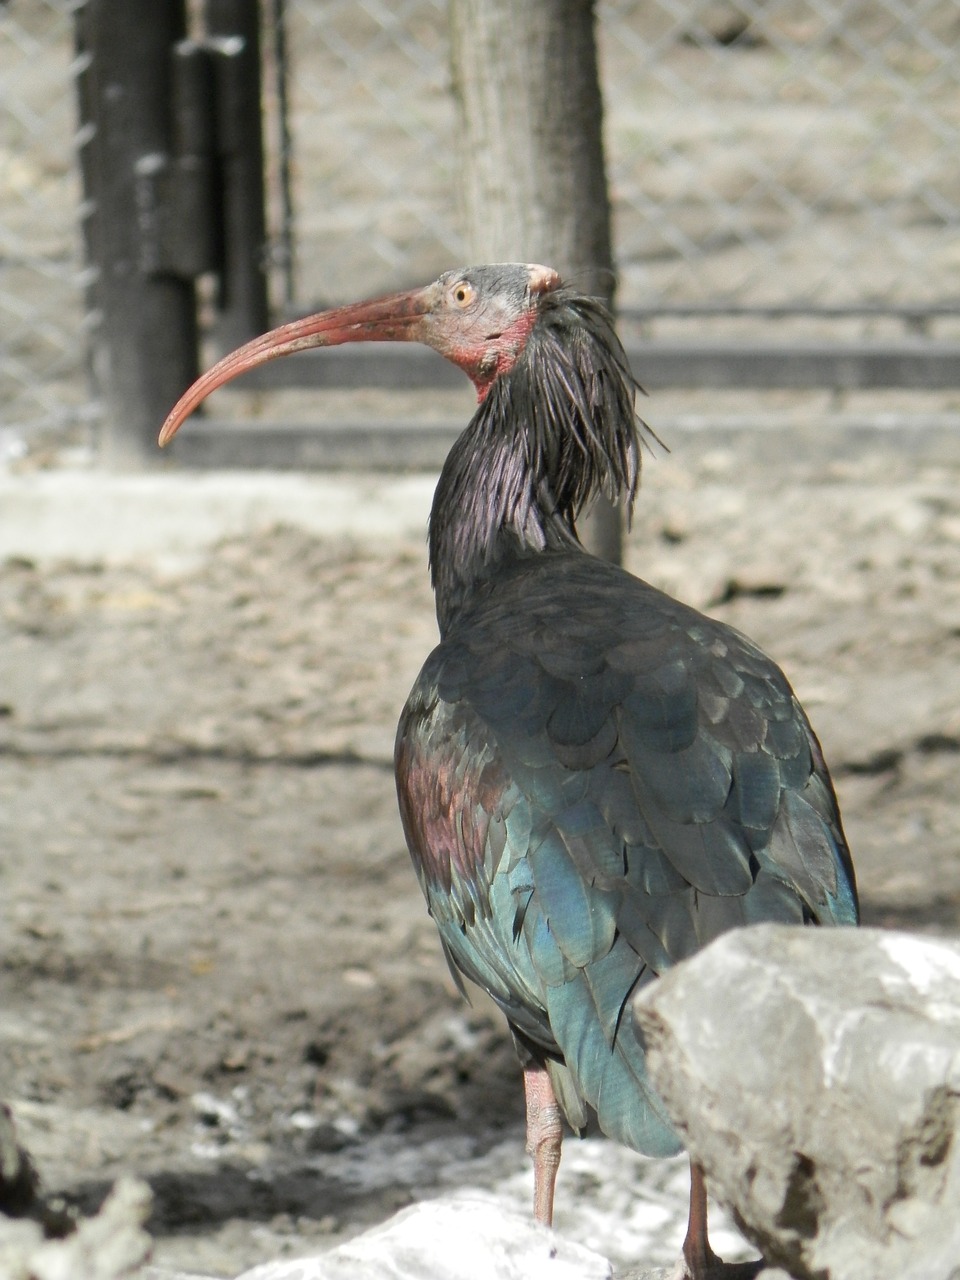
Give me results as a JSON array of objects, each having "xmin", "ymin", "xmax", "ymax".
[
  {"xmin": 269, "ymin": 0, "xmax": 296, "ymax": 310},
  {"xmin": 204, "ymin": 0, "xmax": 271, "ymax": 351},
  {"xmin": 75, "ymin": 0, "xmax": 199, "ymax": 468}
]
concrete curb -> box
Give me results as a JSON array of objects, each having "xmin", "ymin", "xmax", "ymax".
[{"xmin": 0, "ymin": 470, "xmax": 436, "ymax": 565}]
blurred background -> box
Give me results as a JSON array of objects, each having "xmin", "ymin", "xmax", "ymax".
[{"xmin": 2, "ymin": 0, "xmax": 958, "ymax": 462}]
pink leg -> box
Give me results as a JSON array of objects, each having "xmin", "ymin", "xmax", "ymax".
[
  {"xmin": 678, "ymin": 1160, "xmax": 763, "ymax": 1280},
  {"xmin": 681, "ymin": 1160, "xmax": 723, "ymax": 1277},
  {"xmin": 523, "ymin": 1063, "xmax": 563, "ymax": 1226}
]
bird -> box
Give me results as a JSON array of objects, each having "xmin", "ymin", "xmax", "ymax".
[{"xmin": 159, "ymin": 263, "xmax": 859, "ymax": 1278}]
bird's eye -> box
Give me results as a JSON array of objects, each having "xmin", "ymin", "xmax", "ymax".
[{"xmin": 452, "ymin": 281, "xmax": 475, "ymax": 308}]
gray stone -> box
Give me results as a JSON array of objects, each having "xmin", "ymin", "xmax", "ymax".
[{"xmin": 634, "ymin": 924, "xmax": 960, "ymax": 1280}]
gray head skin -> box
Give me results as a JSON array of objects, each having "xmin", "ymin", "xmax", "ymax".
[
  {"xmin": 159, "ymin": 263, "xmax": 563, "ymax": 444},
  {"xmin": 159, "ymin": 262, "xmax": 648, "ymax": 630}
]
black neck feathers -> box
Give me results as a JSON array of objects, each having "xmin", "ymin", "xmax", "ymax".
[{"xmin": 428, "ymin": 290, "xmax": 647, "ymax": 634}]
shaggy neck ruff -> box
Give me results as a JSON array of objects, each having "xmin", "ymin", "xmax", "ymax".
[{"xmin": 428, "ymin": 290, "xmax": 647, "ymax": 634}]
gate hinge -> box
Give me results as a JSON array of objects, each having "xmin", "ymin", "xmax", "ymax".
[{"xmin": 134, "ymin": 37, "xmax": 244, "ymax": 280}]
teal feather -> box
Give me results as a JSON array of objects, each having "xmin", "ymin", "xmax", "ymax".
[
  {"xmin": 582, "ymin": 933, "xmax": 649, "ymax": 1048},
  {"xmin": 554, "ymin": 800, "xmax": 624, "ymax": 882},
  {"xmin": 521, "ymin": 898, "xmax": 577, "ymax": 988},
  {"xmin": 395, "ymin": 546, "xmax": 858, "ymax": 1161},
  {"xmin": 732, "ymin": 749, "xmax": 782, "ymax": 830},
  {"xmin": 545, "ymin": 974, "xmax": 681, "ymax": 1157},
  {"xmin": 528, "ymin": 830, "xmax": 618, "ymax": 968},
  {"xmin": 626, "ymin": 732, "xmax": 733, "ymax": 824}
]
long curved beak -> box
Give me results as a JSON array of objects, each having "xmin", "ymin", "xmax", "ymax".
[{"xmin": 158, "ymin": 284, "xmax": 436, "ymax": 446}]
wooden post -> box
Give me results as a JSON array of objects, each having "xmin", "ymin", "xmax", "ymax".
[{"xmin": 450, "ymin": 0, "xmax": 622, "ymax": 561}]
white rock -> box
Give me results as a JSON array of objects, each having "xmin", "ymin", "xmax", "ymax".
[
  {"xmin": 634, "ymin": 924, "xmax": 960, "ymax": 1280},
  {"xmin": 234, "ymin": 1195, "xmax": 612, "ymax": 1280},
  {"xmin": 4, "ymin": 1177, "xmax": 153, "ymax": 1280}
]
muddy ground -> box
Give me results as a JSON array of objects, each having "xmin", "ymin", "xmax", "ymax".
[{"xmin": 2, "ymin": 430, "xmax": 960, "ymax": 1275}]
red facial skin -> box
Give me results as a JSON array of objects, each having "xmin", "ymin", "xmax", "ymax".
[{"xmin": 158, "ymin": 264, "xmax": 561, "ymax": 447}]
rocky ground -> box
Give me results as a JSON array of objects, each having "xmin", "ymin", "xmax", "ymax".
[{"xmin": 1, "ymin": 426, "xmax": 959, "ymax": 1276}]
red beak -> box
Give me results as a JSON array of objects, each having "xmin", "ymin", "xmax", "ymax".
[{"xmin": 158, "ymin": 284, "xmax": 436, "ymax": 446}]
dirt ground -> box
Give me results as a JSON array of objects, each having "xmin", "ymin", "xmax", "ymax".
[
  {"xmin": 4, "ymin": 7, "xmax": 960, "ymax": 1272},
  {"xmin": 2, "ymin": 430, "xmax": 960, "ymax": 1276}
]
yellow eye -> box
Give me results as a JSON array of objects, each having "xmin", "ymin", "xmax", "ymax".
[{"xmin": 452, "ymin": 281, "xmax": 474, "ymax": 307}]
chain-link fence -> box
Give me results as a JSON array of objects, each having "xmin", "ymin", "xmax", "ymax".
[
  {"xmin": 0, "ymin": 0, "xmax": 90, "ymax": 449},
  {"xmin": 282, "ymin": 0, "xmax": 960, "ymax": 315},
  {"xmin": 602, "ymin": 0, "xmax": 960, "ymax": 314},
  {"xmin": 2, "ymin": 0, "xmax": 958, "ymax": 444}
]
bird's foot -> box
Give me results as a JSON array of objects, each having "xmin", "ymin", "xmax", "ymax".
[{"xmin": 669, "ymin": 1258, "xmax": 765, "ymax": 1280}]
